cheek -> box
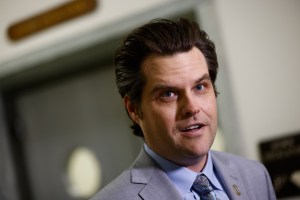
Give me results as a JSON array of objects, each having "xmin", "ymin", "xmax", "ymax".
[
  {"xmin": 209, "ymin": 100, "xmax": 218, "ymax": 130},
  {"xmin": 204, "ymin": 97, "xmax": 217, "ymax": 114},
  {"xmin": 152, "ymin": 107, "xmax": 173, "ymax": 125},
  {"xmin": 147, "ymin": 105, "xmax": 176, "ymax": 129},
  {"xmin": 201, "ymin": 98, "xmax": 218, "ymax": 128}
]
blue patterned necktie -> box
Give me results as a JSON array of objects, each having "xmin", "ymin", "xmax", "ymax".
[{"xmin": 192, "ymin": 174, "xmax": 217, "ymax": 200}]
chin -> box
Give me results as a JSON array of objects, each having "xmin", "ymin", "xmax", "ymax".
[{"xmin": 184, "ymin": 146, "xmax": 209, "ymax": 158}]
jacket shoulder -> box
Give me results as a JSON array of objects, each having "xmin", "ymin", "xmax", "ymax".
[
  {"xmin": 211, "ymin": 150, "xmax": 264, "ymax": 169},
  {"xmin": 211, "ymin": 150, "xmax": 270, "ymax": 186},
  {"xmin": 211, "ymin": 150, "xmax": 276, "ymax": 199}
]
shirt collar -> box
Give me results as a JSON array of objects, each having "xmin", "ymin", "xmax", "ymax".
[
  {"xmin": 201, "ymin": 150, "xmax": 224, "ymax": 191},
  {"xmin": 144, "ymin": 143, "xmax": 223, "ymax": 195}
]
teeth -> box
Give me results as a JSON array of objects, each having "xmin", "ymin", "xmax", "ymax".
[{"xmin": 182, "ymin": 125, "xmax": 200, "ymax": 131}]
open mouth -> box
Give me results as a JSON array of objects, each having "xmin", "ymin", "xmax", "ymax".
[{"xmin": 181, "ymin": 124, "xmax": 204, "ymax": 132}]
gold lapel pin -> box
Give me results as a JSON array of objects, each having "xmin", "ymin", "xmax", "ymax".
[{"xmin": 232, "ymin": 184, "xmax": 241, "ymax": 196}]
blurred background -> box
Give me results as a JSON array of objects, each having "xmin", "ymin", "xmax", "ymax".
[{"xmin": 0, "ymin": 0, "xmax": 299, "ymax": 199}]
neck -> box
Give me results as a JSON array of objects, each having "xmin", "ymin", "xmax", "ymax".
[{"xmin": 186, "ymin": 155, "xmax": 208, "ymax": 172}]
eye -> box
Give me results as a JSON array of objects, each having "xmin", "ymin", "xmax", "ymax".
[
  {"xmin": 157, "ymin": 90, "xmax": 177, "ymax": 102},
  {"xmin": 161, "ymin": 90, "xmax": 175, "ymax": 98},
  {"xmin": 195, "ymin": 84, "xmax": 205, "ymax": 91}
]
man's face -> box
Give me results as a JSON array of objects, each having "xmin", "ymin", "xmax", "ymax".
[{"xmin": 127, "ymin": 47, "xmax": 217, "ymax": 171}]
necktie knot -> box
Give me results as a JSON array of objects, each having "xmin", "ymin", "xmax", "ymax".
[{"xmin": 192, "ymin": 174, "xmax": 216, "ymax": 200}]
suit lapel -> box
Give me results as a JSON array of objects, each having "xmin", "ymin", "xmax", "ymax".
[
  {"xmin": 138, "ymin": 169, "xmax": 182, "ymax": 200},
  {"xmin": 211, "ymin": 151, "xmax": 249, "ymax": 200},
  {"xmin": 130, "ymin": 148, "xmax": 182, "ymax": 200}
]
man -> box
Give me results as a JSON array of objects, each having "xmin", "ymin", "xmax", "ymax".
[{"xmin": 91, "ymin": 18, "xmax": 276, "ymax": 200}]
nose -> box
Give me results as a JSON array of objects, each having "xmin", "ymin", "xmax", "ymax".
[{"xmin": 180, "ymin": 93, "xmax": 200, "ymax": 118}]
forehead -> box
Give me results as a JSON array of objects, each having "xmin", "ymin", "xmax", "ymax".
[{"xmin": 141, "ymin": 47, "xmax": 209, "ymax": 84}]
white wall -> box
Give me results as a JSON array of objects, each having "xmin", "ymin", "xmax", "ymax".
[{"xmin": 210, "ymin": 0, "xmax": 300, "ymax": 160}]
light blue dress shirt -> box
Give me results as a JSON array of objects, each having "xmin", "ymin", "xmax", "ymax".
[{"xmin": 144, "ymin": 144, "xmax": 229, "ymax": 200}]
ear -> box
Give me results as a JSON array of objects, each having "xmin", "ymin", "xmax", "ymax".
[{"xmin": 124, "ymin": 95, "xmax": 141, "ymax": 125}]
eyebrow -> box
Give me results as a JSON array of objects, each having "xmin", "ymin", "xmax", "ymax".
[
  {"xmin": 195, "ymin": 74, "xmax": 211, "ymax": 84},
  {"xmin": 151, "ymin": 73, "xmax": 211, "ymax": 95}
]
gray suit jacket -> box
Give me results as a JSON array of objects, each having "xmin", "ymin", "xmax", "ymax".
[{"xmin": 91, "ymin": 148, "xmax": 276, "ymax": 200}]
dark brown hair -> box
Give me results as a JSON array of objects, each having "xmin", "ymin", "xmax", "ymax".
[{"xmin": 114, "ymin": 18, "xmax": 218, "ymax": 137}]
